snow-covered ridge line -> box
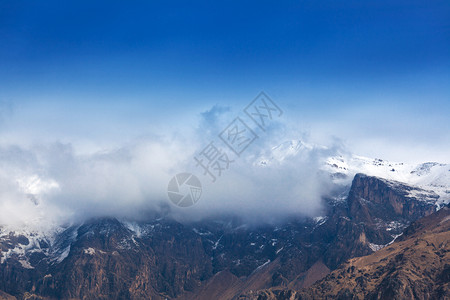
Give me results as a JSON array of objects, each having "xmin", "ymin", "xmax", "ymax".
[
  {"xmin": 258, "ymin": 139, "xmax": 449, "ymax": 205},
  {"xmin": 324, "ymin": 155, "xmax": 449, "ymax": 205}
]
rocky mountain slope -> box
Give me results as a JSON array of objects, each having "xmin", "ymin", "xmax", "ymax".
[
  {"xmin": 242, "ymin": 204, "xmax": 450, "ymax": 300},
  {"xmin": 303, "ymin": 205, "xmax": 450, "ymax": 299},
  {"xmin": 0, "ymin": 172, "xmax": 444, "ymax": 299}
]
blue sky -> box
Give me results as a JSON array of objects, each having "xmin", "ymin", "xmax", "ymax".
[{"xmin": 1, "ymin": 0, "xmax": 449, "ymax": 162}]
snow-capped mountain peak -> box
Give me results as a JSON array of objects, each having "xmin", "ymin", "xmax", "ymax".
[{"xmin": 259, "ymin": 140, "xmax": 450, "ymax": 205}]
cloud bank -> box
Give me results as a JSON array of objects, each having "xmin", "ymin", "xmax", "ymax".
[{"xmin": 0, "ymin": 106, "xmax": 343, "ymax": 229}]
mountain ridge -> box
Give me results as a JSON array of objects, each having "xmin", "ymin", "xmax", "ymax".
[{"xmin": 1, "ymin": 172, "xmax": 444, "ymax": 299}]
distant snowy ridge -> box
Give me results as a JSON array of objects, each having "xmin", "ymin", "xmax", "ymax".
[{"xmin": 258, "ymin": 140, "xmax": 450, "ymax": 205}]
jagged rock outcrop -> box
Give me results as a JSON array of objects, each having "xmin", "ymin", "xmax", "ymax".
[{"xmin": 348, "ymin": 173, "xmax": 437, "ymax": 225}]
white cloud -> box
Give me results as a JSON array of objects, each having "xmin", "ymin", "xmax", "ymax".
[
  {"xmin": 0, "ymin": 101, "xmax": 447, "ymax": 229},
  {"xmin": 0, "ymin": 105, "xmax": 346, "ymax": 228}
]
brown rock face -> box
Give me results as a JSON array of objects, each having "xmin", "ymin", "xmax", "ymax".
[
  {"xmin": 297, "ymin": 206, "xmax": 450, "ymax": 300},
  {"xmin": 348, "ymin": 174, "xmax": 437, "ymax": 225},
  {"xmin": 40, "ymin": 219, "xmax": 214, "ymax": 300}
]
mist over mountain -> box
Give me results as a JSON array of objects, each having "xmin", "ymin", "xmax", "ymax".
[
  {"xmin": 1, "ymin": 112, "xmax": 449, "ymax": 231},
  {"xmin": 0, "ymin": 121, "xmax": 339, "ymax": 229}
]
